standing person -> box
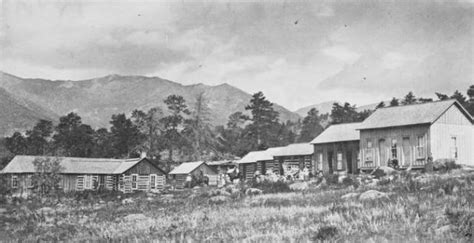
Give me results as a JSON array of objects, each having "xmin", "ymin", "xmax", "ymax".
[{"xmin": 185, "ymin": 174, "xmax": 192, "ymax": 188}]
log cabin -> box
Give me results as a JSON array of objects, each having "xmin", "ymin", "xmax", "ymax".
[
  {"xmin": 311, "ymin": 122, "xmax": 361, "ymax": 175},
  {"xmin": 1, "ymin": 155, "xmax": 167, "ymax": 194},
  {"xmin": 358, "ymin": 100, "xmax": 474, "ymax": 171},
  {"xmin": 236, "ymin": 147, "xmax": 285, "ymax": 181},
  {"xmin": 168, "ymin": 161, "xmax": 218, "ymax": 188},
  {"xmin": 206, "ymin": 160, "xmax": 237, "ymax": 175},
  {"xmin": 273, "ymin": 143, "xmax": 315, "ymax": 175}
]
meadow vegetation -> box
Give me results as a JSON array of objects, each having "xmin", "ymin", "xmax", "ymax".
[{"xmin": 0, "ymin": 169, "xmax": 473, "ymax": 242}]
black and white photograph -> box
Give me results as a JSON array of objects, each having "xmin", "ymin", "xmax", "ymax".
[{"xmin": 0, "ymin": 0, "xmax": 473, "ymax": 241}]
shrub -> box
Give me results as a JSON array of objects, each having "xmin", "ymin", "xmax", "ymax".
[
  {"xmin": 323, "ymin": 174, "xmax": 339, "ymax": 185},
  {"xmin": 249, "ymin": 180, "xmax": 291, "ymax": 194},
  {"xmin": 342, "ymin": 175, "xmax": 359, "ymax": 188},
  {"xmin": 313, "ymin": 225, "xmax": 338, "ymax": 241},
  {"xmin": 445, "ymin": 208, "xmax": 474, "ymax": 238}
]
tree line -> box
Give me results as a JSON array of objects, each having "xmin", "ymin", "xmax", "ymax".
[{"xmin": 3, "ymin": 85, "xmax": 473, "ymax": 169}]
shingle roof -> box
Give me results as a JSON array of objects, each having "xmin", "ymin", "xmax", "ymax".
[
  {"xmin": 169, "ymin": 161, "xmax": 207, "ymax": 174},
  {"xmin": 273, "ymin": 143, "xmax": 313, "ymax": 157},
  {"xmin": 310, "ymin": 122, "xmax": 361, "ymax": 144},
  {"xmin": 1, "ymin": 155, "xmax": 145, "ymax": 174},
  {"xmin": 237, "ymin": 146, "xmax": 286, "ymax": 164},
  {"xmin": 358, "ymin": 100, "xmax": 472, "ymax": 130}
]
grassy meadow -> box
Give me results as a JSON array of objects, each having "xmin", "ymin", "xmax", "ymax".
[{"xmin": 0, "ymin": 170, "xmax": 473, "ymax": 242}]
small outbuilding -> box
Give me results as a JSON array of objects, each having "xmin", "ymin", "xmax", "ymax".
[
  {"xmin": 206, "ymin": 160, "xmax": 237, "ymax": 174},
  {"xmin": 1, "ymin": 155, "xmax": 167, "ymax": 194},
  {"xmin": 237, "ymin": 147, "xmax": 285, "ymax": 181},
  {"xmin": 168, "ymin": 161, "xmax": 218, "ymax": 188},
  {"xmin": 273, "ymin": 143, "xmax": 315, "ymax": 175},
  {"xmin": 311, "ymin": 122, "xmax": 361, "ymax": 175}
]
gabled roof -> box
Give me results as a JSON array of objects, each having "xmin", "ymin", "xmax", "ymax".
[
  {"xmin": 358, "ymin": 100, "xmax": 473, "ymax": 130},
  {"xmin": 169, "ymin": 161, "xmax": 208, "ymax": 175},
  {"xmin": 273, "ymin": 143, "xmax": 313, "ymax": 157},
  {"xmin": 310, "ymin": 122, "xmax": 361, "ymax": 144},
  {"xmin": 206, "ymin": 160, "xmax": 236, "ymax": 166},
  {"xmin": 237, "ymin": 146, "xmax": 286, "ymax": 164},
  {"xmin": 1, "ymin": 156, "xmax": 152, "ymax": 174}
]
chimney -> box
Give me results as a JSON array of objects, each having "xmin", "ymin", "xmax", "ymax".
[{"xmin": 140, "ymin": 151, "xmax": 147, "ymax": 159}]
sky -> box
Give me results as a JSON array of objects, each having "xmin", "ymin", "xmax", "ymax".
[{"xmin": 1, "ymin": 0, "xmax": 473, "ymax": 110}]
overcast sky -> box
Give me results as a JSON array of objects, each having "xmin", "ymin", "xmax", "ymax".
[{"xmin": 1, "ymin": 0, "xmax": 473, "ymax": 110}]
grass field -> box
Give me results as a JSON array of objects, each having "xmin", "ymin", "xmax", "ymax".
[{"xmin": 0, "ymin": 170, "xmax": 473, "ymax": 242}]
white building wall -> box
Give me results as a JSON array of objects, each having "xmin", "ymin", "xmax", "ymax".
[{"xmin": 430, "ymin": 105, "xmax": 474, "ymax": 166}]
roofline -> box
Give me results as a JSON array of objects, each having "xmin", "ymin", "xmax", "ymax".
[
  {"xmin": 168, "ymin": 161, "xmax": 210, "ymax": 174},
  {"xmin": 357, "ymin": 122, "xmax": 431, "ymax": 131},
  {"xmin": 124, "ymin": 158, "xmax": 168, "ymax": 175},
  {"xmin": 431, "ymin": 100, "xmax": 474, "ymax": 125},
  {"xmin": 358, "ymin": 100, "xmax": 473, "ymax": 130},
  {"xmin": 311, "ymin": 139, "xmax": 360, "ymax": 145},
  {"xmin": 274, "ymin": 152, "xmax": 313, "ymax": 157},
  {"xmin": 11, "ymin": 155, "xmax": 142, "ymax": 163},
  {"xmin": 373, "ymin": 98, "xmax": 456, "ymax": 111}
]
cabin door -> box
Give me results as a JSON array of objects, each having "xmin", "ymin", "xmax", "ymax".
[
  {"xmin": 328, "ymin": 151, "xmax": 334, "ymax": 174},
  {"xmin": 346, "ymin": 151, "xmax": 353, "ymax": 174},
  {"xmin": 402, "ymin": 137, "xmax": 411, "ymax": 166},
  {"xmin": 378, "ymin": 139, "xmax": 387, "ymax": 166}
]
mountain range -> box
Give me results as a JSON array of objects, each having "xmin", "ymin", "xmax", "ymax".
[{"xmin": 0, "ymin": 72, "xmax": 302, "ymax": 137}]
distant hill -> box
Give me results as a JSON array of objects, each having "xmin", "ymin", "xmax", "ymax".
[
  {"xmin": 294, "ymin": 101, "xmax": 337, "ymax": 117},
  {"xmin": 0, "ymin": 87, "xmax": 58, "ymax": 136},
  {"xmin": 0, "ymin": 72, "xmax": 300, "ymax": 136}
]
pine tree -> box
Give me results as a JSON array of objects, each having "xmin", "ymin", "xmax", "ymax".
[
  {"xmin": 389, "ymin": 97, "xmax": 399, "ymax": 106},
  {"xmin": 161, "ymin": 95, "xmax": 190, "ymax": 161},
  {"xmin": 132, "ymin": 107, "xmax": 164, "ymax": 160},
  {"xmin": 375, "ymin": 101, "xmax": 385, "ymax": 109},
  {"xmin": 402, "ymin": 91, "xmax": 416, "ymax": 105},
  {"xmin": 244, "ymin": 92, "xmax": 280, "ymax": 150},
  {"xmin": 110, "ymin": 113, "xmax": 142, "ymax": 158},
  {"xmin": 298, "ymin": 108, "xmax": 324, "ymax": 142}
]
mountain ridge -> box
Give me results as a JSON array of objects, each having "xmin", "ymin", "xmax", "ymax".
[{"xmin": 0, "ymin": 71, "xmax": 300, "ymax": 136}]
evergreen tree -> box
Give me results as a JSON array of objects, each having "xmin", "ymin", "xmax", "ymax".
[
  {"xmin": 244, "ymin": 92, "xmax": 280, "ymax": 150},
  {"xmin": 26, "ymin": 119, "xmax": 53, "ymax": 155},
  {"xmin": 435, "ymin": 92, "xmax": 449, "ymax": 100},
  {"xmin": 389, "ymin": 97, "xmax": 399, "ymax": 106},
  {"xmin": 401, "ymin": 91, "xmax": 417, "ymax": 105},
  {"xmin": 132, "ymin": 107, "xmax": 164, "ymax": 160},
  {"xmin": 215, "ymin": 112, "xmax": 246, "ymax": 156},
  {"xmin": 161, "ymin": 95, "xmax": 190, "ymax": 161},
  {"xmin": 53, "ymin": 113, "xmax": 94, "ymax": 157},
  {"xmin": 183, "ymin": 93, "xmax": 215, "ymax": 160},
  {"xmin": 375, "ymin": 101, "xmax": 385, "ymax": 109},
  {"xmin": 298, "ymin": 108, "xmax": 324, "ymax": 142},
  {"xmin": 330, "ymin": 102, "xmax": 358, "ymax": 124},
  {"xmin": 468, "ymin": 85, "xmax": 474, "ymax": 102},
  {"xmin": 92, "ymin": 128, "xmax": 114, "ymax": 158},
  {"xmin": 450, "ymin": 90, "xmax": 467, "ymax": 104},
  {"xmin": 5, "ymin": 132, "xmax": 28, "ymax": 155},
  {"xmin": 110, "ymin": 113, "xmax": 142, "ymax": 158}
]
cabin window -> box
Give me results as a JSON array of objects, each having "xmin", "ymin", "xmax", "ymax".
[
  {"xmin": 391, "ymin": 139, "xmax": 398, "ymax": 159},
  {"xmin": 336, "ymin": 152, "xmax": 343, "ymax": 170},
  {"xmin": 26, "ymin": 175, "xmax": 34, "ymax": 188},
  {"xmin": 317, "ymin": 153, "xmax": 323, "ymax": 171},
  {"xmin": 450, "ymin": 136, "xmax": 458, "ymax": 159},
  {"xmin": 11, "ymin": 175, "xmax": 18, "ymax": 188},
  {"xmin": 150, "ymin": 174, "xmax": 156, "ymax": 189},
  {"xmin": 365, "ymin": 139, "xmax": 374, "ymax": 162},
  {"xmin": 84, "ymin": 175, "xmax": 93, "ymax": 190},
  {"xmin": 131, "ymin": 174, "xmax": 138, "ymax": 190},
  {"xmin": 416, "ymin": 135, "xmax": 425, "ymax": 158}
]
